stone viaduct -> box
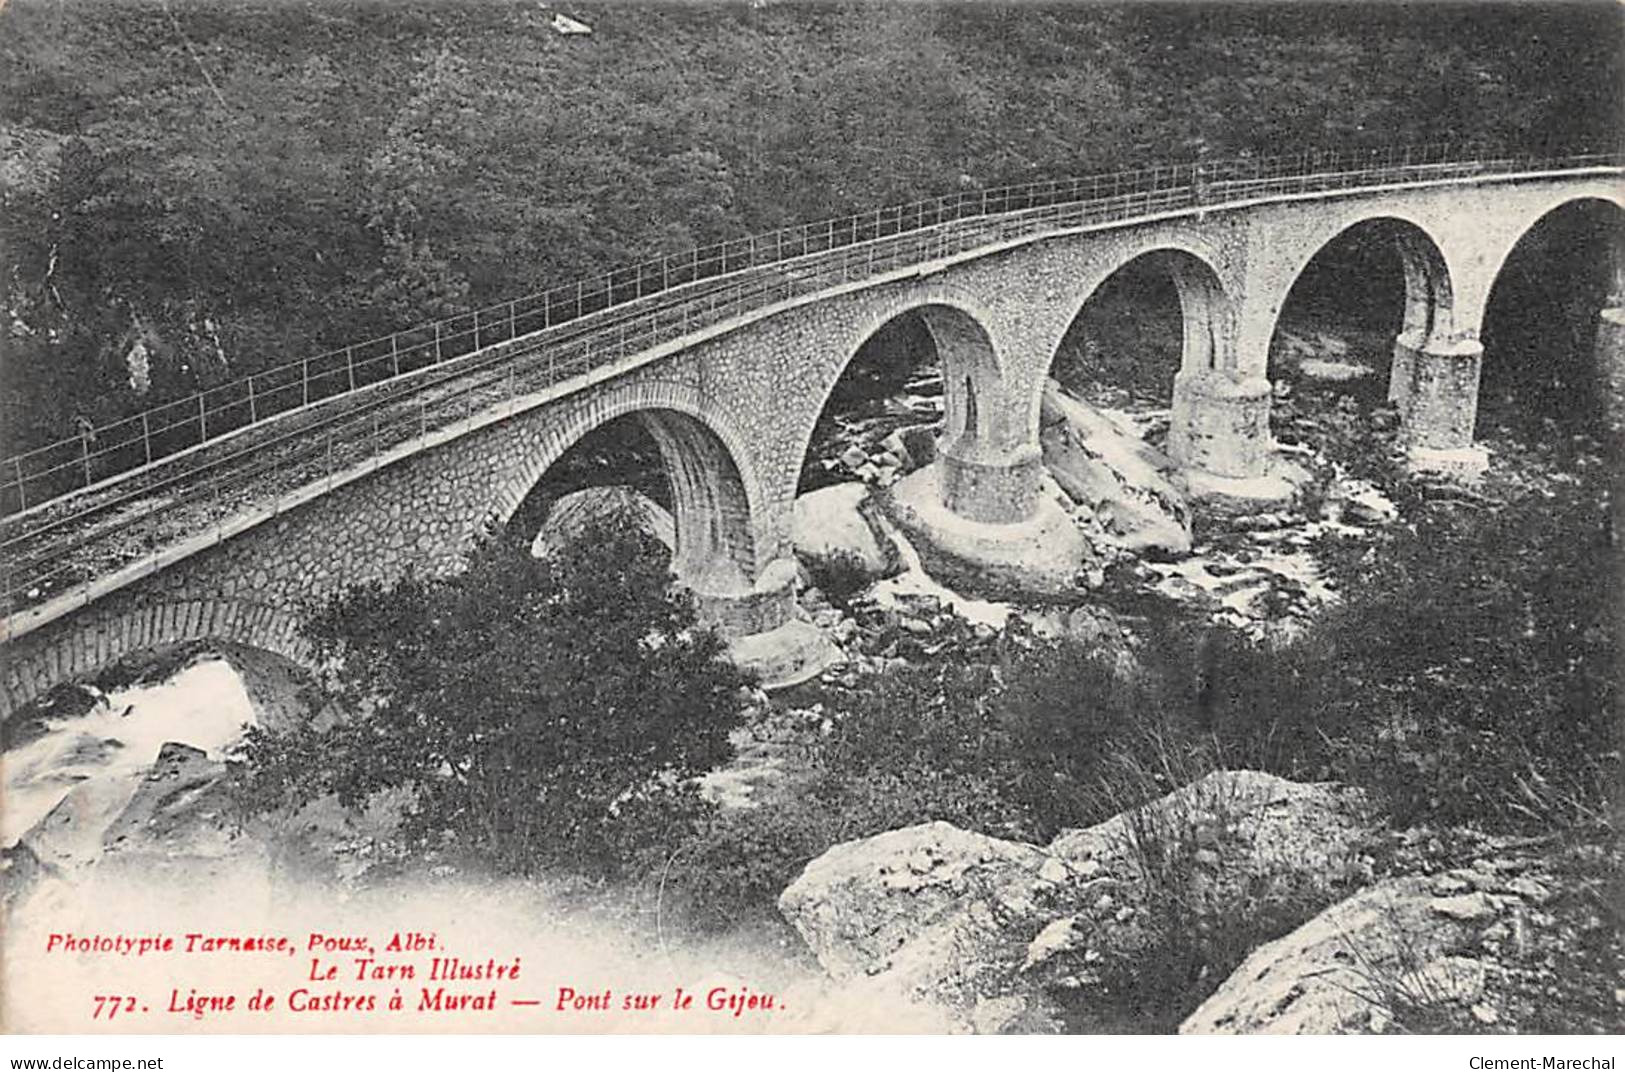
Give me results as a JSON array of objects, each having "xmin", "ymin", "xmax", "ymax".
[{"xmin": 2, "ymin": 161, "xmax": 1621, "ymax": 714}]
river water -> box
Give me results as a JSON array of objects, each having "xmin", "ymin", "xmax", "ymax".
[
  {"xmin": 1, "ymin": 658, "xmax": 258, "ymax": 851},
  {"xmin": 867, "ymin": 514, "xmax": 1015, "ymax": 628}
]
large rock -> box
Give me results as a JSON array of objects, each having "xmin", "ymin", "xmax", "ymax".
[
  {"xmin": 792, "ymin": 482, "xmax": 899, "ymax": 579},
  {"xmin": 778, "ymin": 770, "xmax": 1372, "ymax": 1032},
  {"xmin": 778, "ymin": 820, "xmax": 1075, "ymax": 1032},
  {"xmin": 1181, "ymin": 860, "xmax": 1556, "ymax": 1035},
  {"xmin": 1045, "ymin": 770, "xmax": 1371, "ymax": 891},
  {"xmin": 102, "ymin": 742, "xmax": 239, "ymax": 863},
  {"xmin": 1040, "ymin": 381, "xmax": 1192, "ymax": 556},
  {"xmin": 727, "ymin": 619, "xmax": 845, "ymax": 691},
  {"xmin": 779, "ymin": 821, "xmax": 1053, "ymax": 980},
  {"xmin": 20, "ymin": 742, "xmax": 239, "ymax": 876}
]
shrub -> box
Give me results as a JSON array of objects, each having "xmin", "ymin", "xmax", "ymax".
[
  {"xmin": 230, "ymin": 509, "xmax": 751, "ymax": 881},
  {"xmin": 1074, "ymin": 758, "xmax": 1358, "ymax": 1031},
  {"xmin": 661, "ymin": 638, "xmax": 1186, "ymax": 927},
  {"xmin": 1290, "ymin": 459, "xmax": 1619, "ymax": 831},
  {"xmin": 801, "ymin": 548, "xmax": 874, "ymax": 609},
  {"xmin": 1137, "ymin": 442, "xmax": 1619, "ymax": 836}
]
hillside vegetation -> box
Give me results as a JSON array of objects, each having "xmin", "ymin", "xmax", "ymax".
[{"xmin": 3, "ymin": 0, "xmax": 1621, "ymax": 457}]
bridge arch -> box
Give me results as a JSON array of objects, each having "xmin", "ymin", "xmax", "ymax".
[
  {"xmin": 1257, "ymin": 216, "xmax": 1458, "ymax": 443},
  {"xmin": 819, "ymin": 285, "xmax": 1011, "ymax": 450},
  {"xmin": 791, "ymin": 286, "xmax": 1034, "ymax": 521},
  {"xmin": 1, "ymin": 599, "xmax": 311, "ymax": 720},
  {"xmin": 1264, "ymin": 215, "xmax": 1456, "ymax": 358},
  {"xmin": 1463, "ymin": 189, "xmax": 1625, "ymax": 339},
  {"xmin": 1033, "ymin": 244, "xmax": 1234, "ymax": 441},
  {"xmin": 489, "ymin": 381, "xmax": 767, "ymax": 594},
  {"xmin": 1476, "ymin": 195, "xmax": 1625, "ymax": 324}
]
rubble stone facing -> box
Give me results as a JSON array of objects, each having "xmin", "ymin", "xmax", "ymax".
[{"xmin": 4, "ymin": 174, "xmax": 1619, "ymax": 716}]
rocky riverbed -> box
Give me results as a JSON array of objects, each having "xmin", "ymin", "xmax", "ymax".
[{"xmin": 5, "ymin": 326, "xmax": 1617, "ymax": 1035}]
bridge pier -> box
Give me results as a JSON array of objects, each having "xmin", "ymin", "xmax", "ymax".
[
  {"xmin": 693, "ymin": 577, "xmax": 796, "ymax": 638},
  {"xmin": 1167, "ymin": 369, "xmax": 1273, "ymax": 480},
  {"xmin": 1390, "ymin": 331, "xmax": 1485, "ymax": 458},
  {"xmin": 935, "ymin": 434, "xmax": 1045, "ymax": 523},
  {"xmin": 695, "ymin": 557, "xmax": 844, "ymax": 690}
]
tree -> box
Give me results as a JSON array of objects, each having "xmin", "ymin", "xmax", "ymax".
[{"xmin": 231, "ymin": 509, "xmax": 751, "ymax": 879}]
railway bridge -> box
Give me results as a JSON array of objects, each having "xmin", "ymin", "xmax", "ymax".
[{"xmin": 2, "ymin": 148, "xmax": 1621, "ymax": 712}]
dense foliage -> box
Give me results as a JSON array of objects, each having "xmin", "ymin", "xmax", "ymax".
[
  {"xmin": 230, "ymin": 513, "xmax": 750, "ymax": 878},
  {"xmin": 4, "ymin": 0, "xmax": 1621, "ymax": 456}
]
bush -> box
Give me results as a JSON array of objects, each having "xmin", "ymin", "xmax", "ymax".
[
  {"xmin": 1286, "ymin": 457, "xmax": 1619, "ymax": 831},
  {"xmin": 1145, "ymin": 442, "xmax": 1619, "ymax": 835},
  {"xmin": 671, "ymin": 439, "xmax": 1620, "ymax": 926},
  {"xmin": 661, "ymin": 639, "xmax": 1189, "ymax": 926},
  {"xmin": 230, "ymin": 510, "xmax": 751, "ymax": 881}
]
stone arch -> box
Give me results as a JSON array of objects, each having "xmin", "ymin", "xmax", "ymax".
[
  {"xmin": 1473, "ymin": 195, "xmax": 1625, "ymax": 435},
  {"xmin": 1265, "ymin": 214, "xmax": 1457, "ymax": 359},
  {"xmin": 1255, "ymin": 215, "xmax": 1459, "ymax": 438},
  {"xmin": 821, "ymin": 284, "xmax": 1011, "ymax": 450},
  {"xmin": 489, "ymin": 380, "xmax": 766, "ymax": 594},
  {"xmin": 1065, "ymin": 243, "xmax": 1233, "ymax": 369},
  {"xmin": 1473, "ymin": 194, "xmax": 1625, "ymax": 339},
  {"xmin": 1, "ymin": 598, "xmax": 310, "ymax": 721},
  {"xmin": 1032, "ymin": 244, "xmax": 1234, "ymax": 442},
  {"xmin": 799, "ymin": 285, "xmax": 1033, "ymax": 522}
]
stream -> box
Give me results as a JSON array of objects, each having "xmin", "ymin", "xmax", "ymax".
[{"xmin": 2, "ymin": 658, "xmax": 258, "ymax": 853}]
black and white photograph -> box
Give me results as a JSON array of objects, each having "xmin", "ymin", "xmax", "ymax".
[{"xmin": 0, "ymin": 0, "xmax": 1621, "ymax": 1060}]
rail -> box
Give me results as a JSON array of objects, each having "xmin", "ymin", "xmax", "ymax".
[{"xmin": 2, "ymin": 144, "xmax": 1621, "ymax": 627}]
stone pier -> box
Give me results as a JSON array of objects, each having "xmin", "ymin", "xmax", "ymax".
[
  {"xmin": 1167, "ymin": 369, "xmax": 1273, "ymax": 479},
  {"xmin": 1390, "ymin": 331, "xmax": 1485, "ymax": 457},
  {"xmin": 936, "ymin": 434, "xmax": 1045, "ymax": 523}
]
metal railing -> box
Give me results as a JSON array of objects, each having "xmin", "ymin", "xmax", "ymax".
[{"xmin": 2, "ymin": 144, "xmax": 1620, "ymax": 629}]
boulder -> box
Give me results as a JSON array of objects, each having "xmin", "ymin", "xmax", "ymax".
[
  {"xmin": 778, "ymin": 770, "xmax": 1373, "ymax": 1032},
  {"xmin": 792, "ymin": 483, "xmax": 900, "ymax": 579},
  {"xmin": 1333, "ymin": 482, "xmax": 1399, "ymax": 528},
  {"xmin": 728, "ymin": 620, "xmax": 845, "ymax": 691},
  {"xmin": 1046, "ymin": 770, "xmax": 1370, "ymax": 886},
  {"xmin": 879, "ymin": 429, "xmax": 912, "ymax": 469},
  {"xmin": 0, "ymin": 841, "xmax": 54, "ymax": 913},
  {"xmin": 1179, "ymin": 861, "xmax": 1551, "ymax": 1034},
  {"xmin": 20, "ymin": 765, "xmax": 150, "ymax": 874},
  {"xmin": 530, "ymin": 486, "xmax": 675, "ymax": 559},
  {"xmin": 101, "ymin": 742, "xmax": 240, "ymax": 864},
  {"xmin": 1039, "ymin": 382, "xmax": 1192, "ymax": 556},
  {"xmin": 1017, "ymin": 606, "xmax": 1136, "ymax": 675},
  {"xmin": 20, "ymin": 742, "xmax": 239, "ymax": 874},
  {"xmin": 778, "ymin": 820, "xmax": 1074, "ymax": 1030},
  {"xmin": 1022, "ymin": 772, "xmax": 1374, "ymax": 1002},
  {"xmin": 1021, "ymin": 605, "xmax": 1124, "ymax": 647},
  {"xmin": 899, "ymin": 424, "xmax": 939, "ymax": 469}
]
